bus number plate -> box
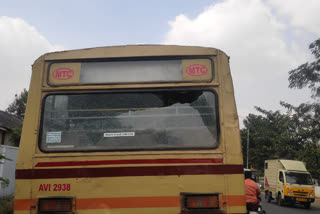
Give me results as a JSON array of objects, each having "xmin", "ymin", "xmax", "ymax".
[{"xmin": 38, "ymin": 184, "xmax": 71, "ymax": 192}]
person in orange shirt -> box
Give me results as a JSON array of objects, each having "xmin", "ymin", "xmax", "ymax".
[{"xmin": 245, "ymin": 170, "xmax": 261, "ymax": 212}]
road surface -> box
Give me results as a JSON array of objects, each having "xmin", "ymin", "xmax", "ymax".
[{"xmin": 261, "ymin": 195, "xmax": 320, "ymax": 214}]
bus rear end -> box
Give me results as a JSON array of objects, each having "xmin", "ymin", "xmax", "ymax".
[{"xmin": 14, "ymin": 45, "xmax": 246, "ymax": 214}]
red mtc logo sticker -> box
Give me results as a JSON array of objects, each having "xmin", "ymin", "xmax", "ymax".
[
  {"xmin": 52, "ymin": 68, "xmax": 74, "ymax": 80},
  {"xmin": 186, "ymin": 64, "xmax": 208, "ymax": 76}
]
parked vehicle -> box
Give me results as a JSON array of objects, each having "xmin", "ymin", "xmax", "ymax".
[{"xmin": 264, "ymin": 159, "xmax": 315, "ymax": 209}]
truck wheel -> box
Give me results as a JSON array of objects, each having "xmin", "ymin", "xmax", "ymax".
[
  {"xmin": 267, "ymin": 192, "xmax": 272, "ymax": 203},
  {"xmin": 304, "ymin": 202, "xmax": 311, "ymax": 209},
  {"xmin": 265, "ymin": 191, "xmax": 268, "ymax": 200},
  {"xmin": 277, "ymin": 193, "xmax": 284, "ymax": 206}
]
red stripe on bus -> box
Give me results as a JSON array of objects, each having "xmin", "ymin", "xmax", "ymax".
[
  {"xmin": 35, "ymin": 158, "xmax": 223, "ymax": 167},
  {"xmin": 16, "ymin": 164, "xmax": 243, "ymax": 179}
]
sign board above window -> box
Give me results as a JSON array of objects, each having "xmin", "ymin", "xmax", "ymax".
[{"xmin": 48, "ymin": 58, "xmax": 213, "ymax": 86}]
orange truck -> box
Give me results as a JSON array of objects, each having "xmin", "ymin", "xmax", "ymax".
[{"xmin": 264, "ymin": 159, "xmax": 315, "ymax": 209}]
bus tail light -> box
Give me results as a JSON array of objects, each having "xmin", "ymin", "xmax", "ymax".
[
  {"xmin": 183, "ymin": 194, "xmax": 220, "ymax": 210},
  {"xmin": 38, "ymin": 198, "xmax": 74, "ymax": 213}
]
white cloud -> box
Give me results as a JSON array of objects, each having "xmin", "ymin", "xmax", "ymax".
[
  {"xmin": 0, "ymin": 16, "xmax": 64, "ymax": 110},
  {"xmin": 164, "ymin": 0, "xmax": 319, "ymax": 119},
  {"xmin": 267, "ymin": 0, "xmax": 320, "ymax": 35}
]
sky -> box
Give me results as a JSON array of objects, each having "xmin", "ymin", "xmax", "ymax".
[{"xmin": 0, "ymin": 0, "xmax": 319, "ymax": 122}]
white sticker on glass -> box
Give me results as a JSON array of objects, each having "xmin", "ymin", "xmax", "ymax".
[
  {"xmin": 46, "ymin": 132, "xmax": 62, "ymax": 143},
  {"xmin": 48, "ymin": 145, "xmax": 74, "ymax": 148},
  {"xmin": 104, "ymin": 132, "xmax": 135, "ymax": 137}
]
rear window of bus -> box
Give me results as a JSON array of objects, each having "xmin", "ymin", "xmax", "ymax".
[{"xmin": 39, "ymin": 89, "xmax": 219, "ymax": 152}]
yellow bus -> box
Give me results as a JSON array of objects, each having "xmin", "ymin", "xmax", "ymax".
[{"xmin": 14, "ymin": 45, "xmax": 246, "ymax": 214}]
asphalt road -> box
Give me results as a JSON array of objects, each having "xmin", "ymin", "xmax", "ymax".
[{"xmin": 261, "ymin": 195, "xmax": 320, "ymax": 214}]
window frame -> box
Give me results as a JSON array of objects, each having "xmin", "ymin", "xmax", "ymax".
[
  {"xmin": 285, "ymin": 172, "xmax": 313, "ymax": 185},
  {"xmin": 46, "ymin": 56, "xmax": 215, "ymax": 87},
  {"xmin": 279, "ymin": 171, "xmax": 284, "ymax": 183},
  {"xmin": 38, "ymin": 88, "xmax": 220, "ymax": 153}
]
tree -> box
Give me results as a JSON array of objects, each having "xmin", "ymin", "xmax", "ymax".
[
  {"xmin": 5, "ymin": 88, "xmax": 28, "ymax": 120},
  {"xmin": 8, "ymin": 125, "xmax": 22, "ymax": 147},
  {"xmin": 288, "ymin": 38, "xmax": 320, "ymax": 99},
  {"xmin": 281, "ymin": 101, "xmax": 320, "ymax": 178},
  {"xmin": 240, "ymin": 38, "xmax": 320, "ymax": 178},
  {"xmin": 5, "ymin": 89, "xmax": 28, "ymax": 146},
  {"xmin": 241, "ymin": 103, "xmax": 320, "ymax": 177},
  {"xmin": 241, "ymin": 106, "xmax": 300, "ymax": 172},
  {"xmin": 287, "ymin": 38, "xmax": 320, "ymax": 178}
]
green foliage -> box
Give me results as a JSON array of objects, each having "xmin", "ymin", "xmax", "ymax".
[
  {"xmin": 0, "ymin": 154, "xmax": 10, "ymax": 160},
  {"xmin": 0, "ymin": 154, "xmax": 11, "ymax": 188},
  {"xmin": 0, "ymin": 178, "xmax": 10, "ymax": 188},
  {"xmin": 0, "ymin": 196, "xmax": 14, "ymax": 214},
  {"xmin": 241, "ymin": 103, "xmax": 320, "ymax": 178},
  {"xmin": 241, "ymin": 107, "xmax": 300, "ymax": 171},
  {"xmin": 5, "ymin": 88, "xmax": 28, "ymax": 146},
  {"xmin": 5, "ymin": 88, "xmax": 28, "ymax": 120},
  {"xmin": 9, "ymin": 124, "xmax": 22, "ymax": 147},
  {"xmin": 282, "ymin": 102, "xmax": 320, "ymax": 178},
  {"xmin": 288, "ymin": 38, "xmax": 320, "ymax": 98}
]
